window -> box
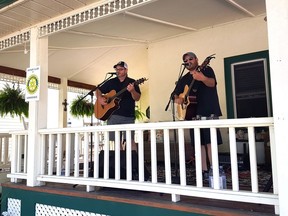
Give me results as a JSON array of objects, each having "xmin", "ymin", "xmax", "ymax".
[{"xmin": 224, "ymin": 51, "xmax": 272, "ymax": 118}]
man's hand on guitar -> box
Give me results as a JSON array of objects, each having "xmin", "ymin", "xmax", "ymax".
[
  {"xmin": 192, "ymin": 70, "xmax": 205, "ymax": 81},
  {"xmin": 174, "ymin": 95, "xmax": 184, "ymax": 105},
  {"xmin": 126, "ymin": 83, "xmax": 135, "ymax": 93},
  {"xmin": 98, "ymin": 95, "xmax": 108, "ymax": 105},
  {"xmin": 192, "ymin": 70, "xmax": 215, "ymax": 87}
]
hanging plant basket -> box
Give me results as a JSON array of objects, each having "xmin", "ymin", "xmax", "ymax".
[
  {"xmin": 70, "ymin": 96, "xmax": 94, "ymax": 118},
  {"xmin": 0, "ymin": 83, "xmax": 28, "ymax": 118}
]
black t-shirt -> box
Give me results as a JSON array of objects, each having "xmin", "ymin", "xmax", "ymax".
[
  {"xmin": 99, "ymin": 77, "xmax": 141, "ymax": 118},
  {"xmin": 174, "ymin": 66, "xmax": 222, "ymax": 117}
]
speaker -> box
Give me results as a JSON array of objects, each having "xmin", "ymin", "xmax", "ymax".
[{"xmin": 99, "ymin": 150, "xmax": 150, "ymax": 180}]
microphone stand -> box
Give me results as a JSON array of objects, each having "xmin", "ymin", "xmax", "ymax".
[
  {"xmin": 74, "ymin": 74, "xmax": 115, "ymax": 182},
  {"xmin": 165, "ymin": 64, "xmax": 187, "ymax": 184}
]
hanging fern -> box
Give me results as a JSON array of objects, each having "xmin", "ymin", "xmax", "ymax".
[
  {"xmin": 70, "ymin": 95, "xmax": 93, "ymax": 118},
  {"xmin": 0, "ymin": 83, "xmax": 28, "ymax": 118}
]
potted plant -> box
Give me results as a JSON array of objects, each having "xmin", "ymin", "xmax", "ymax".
[
  {"xmin": 135, "ymin": 105, "xmax": 146, "ymax": 122},
  {"xmin": 0, "ymin": 83, "xmax": 28, "ymax": 119},
  {"xmin": 70, "ymin": 96, "xmax": 94, "ymax": 118}
]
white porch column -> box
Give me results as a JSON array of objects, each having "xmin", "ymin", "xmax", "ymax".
[
  {"xmin": 27, "ymin": 27, "xmax": 48, "ymax": 186},
  {"xmin": 58, "ymin": 77, "xmax": 68, "ymax": 128},
  {"xmin": 266, "ymin": 0, "xmax": 288, "ymax": 215}
]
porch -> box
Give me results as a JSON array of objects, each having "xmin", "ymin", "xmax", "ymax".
[
  {"xmin": 1, "ymin": 181, "xmax": 275, "ymax": 216},
  {"xmin": 1, "ymin": 117, "xmax": 278, "ymax": 215}
]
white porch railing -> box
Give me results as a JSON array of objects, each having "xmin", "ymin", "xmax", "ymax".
[
  {"xmin": 0, "ymin": 132, "xmax": 11, "ymax": 167},
  {"xmin": 7, "ymin": 117, "xmax": 278, "ymax": 211},
  {"xmin": 0, "ymin": 131, "xmax": 12, "ymax": 192}
]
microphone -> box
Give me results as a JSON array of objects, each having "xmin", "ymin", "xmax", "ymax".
[
  {"xmin": 107, "ymin": 72, "xmax": 117, "ymax": 75},
  {"xmin": 182, "ymin": 63, "xmax": 189, "ymax": 66}
]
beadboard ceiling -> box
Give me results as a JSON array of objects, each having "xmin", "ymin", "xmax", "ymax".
[{"xmin": 0, "ymin": 0, "xmax": 266, "ymax": 87}]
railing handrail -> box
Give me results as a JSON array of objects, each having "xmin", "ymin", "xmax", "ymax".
[{"xmin": 27, "ymin": 117, "xmax": 274, "ymax": 135}]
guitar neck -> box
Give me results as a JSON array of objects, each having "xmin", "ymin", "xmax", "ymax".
[
  {"xmin": 107, "ymin": 87, "xmax": 126, "ymax": 102},
  {"xmin": 108, "ymin": 79, "xmax": 143, "ymax": 101},
  {"xmin": 114, "ymin": 88, "xmax": 127, "ymax": 99}
]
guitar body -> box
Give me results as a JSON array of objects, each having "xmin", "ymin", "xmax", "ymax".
[
  {"xmin": 176, "ymin": 85, "xmax": 197, "ymax": 120},
  {"xmin": 94, "ymin": 90, "xmax": 121, "ymax": 121}
]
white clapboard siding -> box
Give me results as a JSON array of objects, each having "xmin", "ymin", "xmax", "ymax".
[{"xmin": 0, "ymin": 115, "xmax": 23, "ymax": 131}]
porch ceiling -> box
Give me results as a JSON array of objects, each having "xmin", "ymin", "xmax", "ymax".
[{"xmin": 0, "ymin": 0, "xmax": 266, "ymax": 87}]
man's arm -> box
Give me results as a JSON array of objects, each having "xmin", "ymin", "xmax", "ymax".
[
  {"xmin": 192, "ymin": 70, "xmax": 215, "ymax": 87},
  {"xmin": 127, "ymin": 83, "xmax": 141, "ymax": 101}
]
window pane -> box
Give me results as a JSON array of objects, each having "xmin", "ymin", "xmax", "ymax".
[{"xmin": 232, "ymin": 59, "xmax": 270, "ymax": 118}]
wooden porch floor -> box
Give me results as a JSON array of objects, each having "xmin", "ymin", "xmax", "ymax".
[{"xmin": 2, "ymin": 182, "xmax": 276, "ymax": 216}]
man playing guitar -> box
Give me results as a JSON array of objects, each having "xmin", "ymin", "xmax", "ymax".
[
  {"xmin": 95, "ymin": 61, "xmax": 141, "ymax": 150},
  {"xmin": 174, "ymin": 52, "xmax": 222, "ymax": 179}
]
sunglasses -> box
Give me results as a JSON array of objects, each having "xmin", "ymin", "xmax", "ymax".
[{"xmin": 183, "ymin": 58, "xmax": 194, "ymax": 63}]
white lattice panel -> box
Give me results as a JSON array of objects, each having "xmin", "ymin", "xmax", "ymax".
[
  {"xmin": 7, "ymin": 198, "xmax": 21, "ymax": 216},
  {"xmin": 35, "ymin": 203, "xmax": 110, "ymax": 216}
]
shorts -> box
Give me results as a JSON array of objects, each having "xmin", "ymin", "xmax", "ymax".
[
  {"xmin": 189, "ymin": 115, "xmax": 223, "ymax": 146},
  {"xmin": 107, "ymin": 115, "xmax": 135, "ymax": 142}
]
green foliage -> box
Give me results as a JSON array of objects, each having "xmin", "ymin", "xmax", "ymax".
[
  {"xmin": 135, "ymin": 105, "xmax": 145, "ymax": 121},
  {"xmin": 0, "ymin": 83, "xmax": 28, "ymax": 118},
  {"xmin": 70, "ymin": 96, "xmax": 93, "ymax": 118}
]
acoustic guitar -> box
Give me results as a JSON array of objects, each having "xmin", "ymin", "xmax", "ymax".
[
  {"xmin": 94, "ymin": 77, "xmax": 147, "ymax": 121},
  {"xmin": 176, "ymin": 54, "xmax": 216, "ymax": 120}
]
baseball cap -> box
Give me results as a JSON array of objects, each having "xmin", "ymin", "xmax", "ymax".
[
  {"xmin": 113, "ymin": 61, "xmax": 128, "ymax": 69},
  {"xmin": 182, "ymin": 52, "xmax": 197, "ymax": 60}
]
